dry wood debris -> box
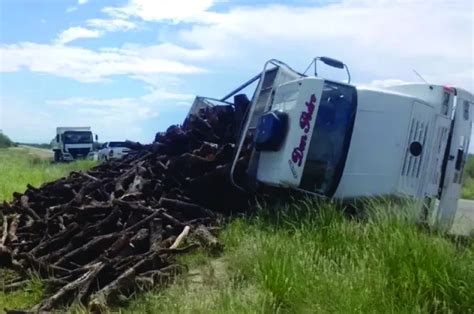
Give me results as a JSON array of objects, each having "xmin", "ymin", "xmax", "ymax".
[{"xmin": 0, "ymin": 105, "xmax": 257, "ymax": 312}]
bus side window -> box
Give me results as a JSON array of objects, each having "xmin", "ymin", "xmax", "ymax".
[{"xmin": 455, "ymin": 148, "xmax": 463, "ymax": 171}]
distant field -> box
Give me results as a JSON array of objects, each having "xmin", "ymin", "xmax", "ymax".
[{"xmin": 0, "ymin": 147, "xmax": 95, "ymax": 203}]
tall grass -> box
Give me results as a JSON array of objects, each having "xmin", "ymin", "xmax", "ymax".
[
  {"xmin": 0, "ymin": 148, "xmax": 96, "ymax": 202},
  {"xmin": 462, "ymin": 155, "xmax": 474, "ymax": 199},
  {"xmin": 127, "ymin": 198, "xmax": 474, "ymax": 313}
]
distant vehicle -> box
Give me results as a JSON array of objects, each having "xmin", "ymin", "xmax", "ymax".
[
  {"xmin": 51, "ymin": 127, "xmax": 98, "ymax": 162},
  {"xmin": 98, "ymin": 141, "xmax": 131, "ymax": 161}
]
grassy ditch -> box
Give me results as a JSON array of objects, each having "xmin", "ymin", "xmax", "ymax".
[
  {"xmin": 127, "ymin": 199, "xmax": 474, "ymax": 313},
  {"xmin": 0, "ymin": 148, "xmax": 95, "ymax": 202}
]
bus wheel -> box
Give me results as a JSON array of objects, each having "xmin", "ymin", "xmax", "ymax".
[{"xmin": 54, "ymin": 151, "xmax": 61, "ymax": 163}]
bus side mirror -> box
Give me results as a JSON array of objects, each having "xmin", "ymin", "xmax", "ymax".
[
  {"xmin": 95, "ymin": 134, "xmax": 98, "ymax": 141},
  {"xmin": 56, "ymin": 134, "xmax": 60, "ymax": 142},
  {"xmin": 313, "ymin": 56, "xmax": 351, "ymax": 83},
  {"xmin": 319, "ymin": 57, "xmax": 344, "ymax": 69}
]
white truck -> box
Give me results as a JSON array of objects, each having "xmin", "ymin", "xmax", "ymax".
[
  {"xmin": 51, "ymin": 127, "xmax": 97, "ymax": 162},
  {"xmin": 188, "ymin": 57, "xmax": 473, "ymax": 232}
]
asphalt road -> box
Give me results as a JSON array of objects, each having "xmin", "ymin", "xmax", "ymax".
[{"xmin": 451, "ymin": 199, "xmax": 474, "ymax": 236}]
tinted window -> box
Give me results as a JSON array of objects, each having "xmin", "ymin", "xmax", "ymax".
[
  {"xmin": 300, "ymin": 81, "xmax": 357, "ymax": 196},
  {"xmin": 109, "ymin": 142, "xmax": 126, "ymax": 147}
]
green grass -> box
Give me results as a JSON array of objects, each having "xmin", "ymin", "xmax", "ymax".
[
  {"xmin": 0, "ymin": 147, "xmax": 96, "ymax": 311},
  {"xmin": 127, "ymin": 199, "xmax": 474, "ymax": 313},
  {"xmin": 0, "ymin": 148, "xmax": 96, "ymax": 202},
  {"xmin": 0, "ymin": 279, "xmax": 44, "ymax": 311},
  {"xmin": 462, "ymin": 155, "xmax": 474, "ymax": 199}
]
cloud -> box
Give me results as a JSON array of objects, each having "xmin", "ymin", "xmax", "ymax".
[
  {"xmin": 55, "ymin": 27, "xmax": 101, "ymax": 44},
  {"xmin": 121, "ymin": 42, "xmax": 212, "ymax": 62},
  {"xmin": 140, "ymin": 89, "xmax": 195, "ymax": 103},
  {"xmin": 0, "ymin": 98, "xmax": 56, "ymax": 143},
  {"xmin": 94, "ymin": 0, "xmax": 473, "ymax": 90},
  {"xmin": 54, "ymin": 19, "xmax": 137, "ymax": 44},
  {"xmin": 3, "ymin": 0, "xmax": 472, "ymax": 91},
  {"xmin": 41, "ymin": 88, "xmax": 195, "ymax": 142},
  {"xmin": 66, "ymin": 0, "xmax": 88, "ymax": 13},
  {"xmin": 85, "ymin": 18, "xmax": 137, "ymax": 32},
  {"xmin": 48, "ymin": 89, "xmax": 194, "ymax": 108},
  {"xmin": 48, "ymin": 97, "xmax": 137, "ymax": 108},
  {"xmin": 1, "ymin": 91, "xmax": 172, "ymax": 143},
  {"xmin": 103, "ymin": 0, "xmax": 215, "ymax": 22},
  {"xmin": 170, "ymin": 0, "xmax": 473, "ymax": 91},
  {"xmin": 2, "ymin": 101, "xmax": 148, "ymax": 143},
  {"xmin": 366, "ymin": 79, "xmax": 412, "ymax": 89},
  {"xmin": 0, "ymin": 43, "xmax": 206, "ymax": 83}
]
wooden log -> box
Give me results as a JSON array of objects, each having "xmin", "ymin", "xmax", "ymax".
[
  {"xmin": 55, "ymin": 233, "xmax": 120, "ymax": 268},
  {"xmin": 30, "ymin": 222, "xmax": 80, "ymax": 257},
  {"xmin": 158, "ymin": 198, "xmax": 215, "ymax": 219},
  {"xmin": 170, "ymin": 226, "xmax": 190, "ymax": 249},
  {"xmin": 115, "ymin": 167, "xmax": 137, "ymax": 196},
  {"xmin": 158, "ymin": 211, "xmax": 184, "ymax": 228},
  {"xmin": 1, "ymin": 279, "xmax": 29, "ymax": 292},
  {"xmin": 123, "ymin": 209, "xmax": 164, "ymax": 233},
  {"xmin": 88, "ymin": 251, "xmax": 165, "ymax": 312},
  {"xmin": 7, "ymin": 214, "xmax": 20, "ymax": 243},
  {"xmin": 0, "ymin": 217, "xmax": 13, "ymax": 267},
  {"xmin": 101, "ymin": 233, "xmax": 132, "ymax": 259},
  {"xmin": 70, "ymin": 207, "xmax": 122, "ymax": 245},
  {"xmin": 128, "ymin": 228, "xmax": 149, "ymax": 253},
  {"xmin": 149, "ymin": 218, "xmax": 162, "ymax": 251},
  {"xmin": 20, "ymin": 196, "xmax": 41, "ymax": 221},
  {"xmin": 70, "ymin": 171, "xmax": 100, "ymax": 182},
  {"xmin": 43, "ymin": 278, "xmax": 70, "ymax": 294},
  {"xmin": 17, "ymin": 253, "xmax": 71, "ymax": 278},
  {"xmin": 32, "ymin": 262, "xmax": 105, "ymax": 311},
  {"xmin": 1, "ymin": 216, "xmax": 7, "ymax": 245},
  {"xmin": 193, "ymin": 224, "xmax": 222, "ymax": 252}
]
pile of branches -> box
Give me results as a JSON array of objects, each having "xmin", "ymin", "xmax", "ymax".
[{"xmin": 0, "ymin": 105, "xmax": 255, "ymax": 312}]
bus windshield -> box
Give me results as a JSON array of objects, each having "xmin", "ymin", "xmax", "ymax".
[
  {"xmin": 63, "ymin": 131, "xmax": 93, "ymax": 144},
  {"xmin": 300, "ymin": 81, "xmax": 357, "ymax": 196}
]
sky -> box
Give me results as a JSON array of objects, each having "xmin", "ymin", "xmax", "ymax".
[{"xmin": 0, "ymin": 0, "xmax": 472, "ymax": 144}]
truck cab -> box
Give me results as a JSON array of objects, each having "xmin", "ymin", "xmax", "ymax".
[{"xmin": 51, "ymin": 127, "xmax": 97, "ymax": 162}]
